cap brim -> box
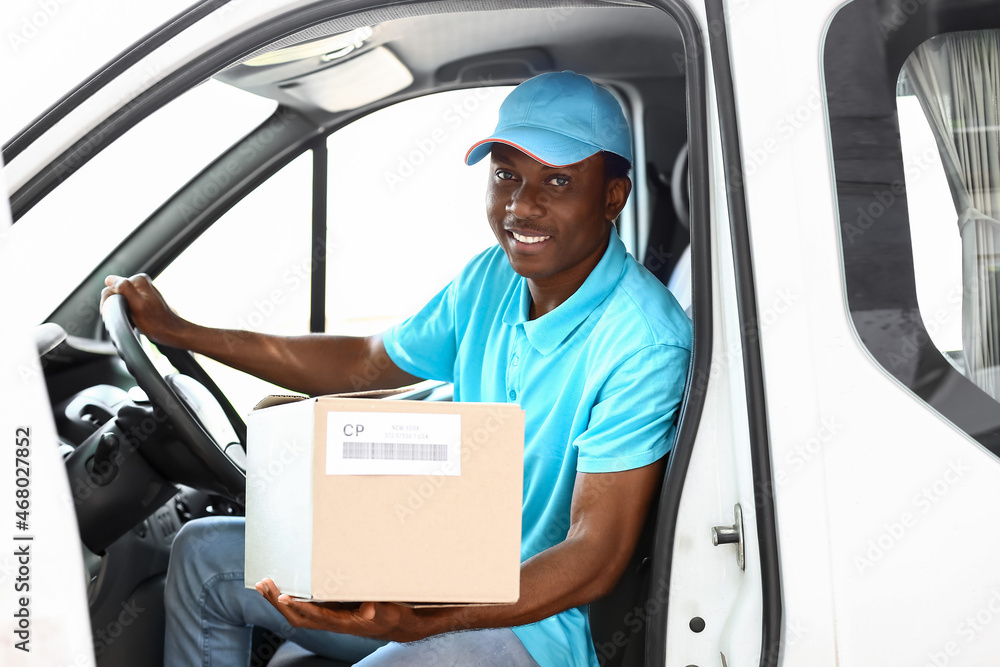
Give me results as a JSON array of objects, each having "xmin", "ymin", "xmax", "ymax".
[{"xmin": 464, "ymin": 125, "xmax": 602, "ymax": 167}]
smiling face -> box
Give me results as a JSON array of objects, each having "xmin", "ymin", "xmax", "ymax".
[{"xmin": 485, "ymin": 144, "xmax": 631, "ymax": 312}]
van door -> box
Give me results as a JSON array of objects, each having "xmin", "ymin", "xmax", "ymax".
[
  {"xmin": 0, "ymin": 163, "xmax": 96, "ymax": 664},
  {"xmin": 649, "ymin": 0, "xmax": 780, "ymax": 665},
  {"xmin": 666, "ymin": 0, "xmax": 1000, "ymax": 666}
]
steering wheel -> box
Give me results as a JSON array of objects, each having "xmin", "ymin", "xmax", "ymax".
[{"xmin": 102, "ymin": 294, "xmax": 246, "ymax": 501}]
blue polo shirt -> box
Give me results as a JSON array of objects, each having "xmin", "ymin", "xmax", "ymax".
[{"xmin": 383, "ymin": 230, "xmax": 692, "ymax": 667}]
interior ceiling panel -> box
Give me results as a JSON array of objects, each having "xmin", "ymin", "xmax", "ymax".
[{"xmin": 216, "ymin": 3, "xmax": 682, "ymax": 120}]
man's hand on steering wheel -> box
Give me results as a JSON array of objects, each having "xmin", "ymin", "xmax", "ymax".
[
  {"xmin": 101, "ymin": 274, "xmax": 188, "ymax": 347},
  {"xmin": 100, "ymin": 274, "xmax": 246, "ymax": 501}
]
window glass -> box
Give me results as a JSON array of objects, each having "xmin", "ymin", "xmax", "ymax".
[
  {"xmin": 896, "ymin": 93, "xmax": 963, "ymax": 360},
  {"xmin": 901, "ymin": 30, "xmax": 1000, "ymax": 399},
  {"xmin": 1, "ymin": 0, "xmax": 194, "ymax": 142},
  {"xmin": 12, "ymin": 79, "xmax": 277, "ymax": 326},
  {"xmin": 324, "ymin": 87, "xmax": 511, "ymax": 335},
  {"xmin": 156, "ymin": 152, "xmax": 312, "ymax": 415}
]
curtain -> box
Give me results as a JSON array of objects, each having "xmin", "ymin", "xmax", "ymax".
[{"xmin": 905, "ymin": 31, "xmax": 1000, "ymax": 400}]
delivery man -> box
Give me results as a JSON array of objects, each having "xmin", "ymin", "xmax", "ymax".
[{"xmin": 102, "ymin": 71, "xmax": 693, "ymax": 667}]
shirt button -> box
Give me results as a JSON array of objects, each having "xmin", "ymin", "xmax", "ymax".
[
  {"xmin": 512, "ymin": 355, "xmax": 519, "ymax": 367},
  {"xmin": 509, "ymin": 390, "xmax": 517, "ymax": 401}
]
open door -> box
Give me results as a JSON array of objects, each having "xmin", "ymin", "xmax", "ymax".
[{"xmin": 0, "ymin": 148, "xmax": 96, "ymax": 665}]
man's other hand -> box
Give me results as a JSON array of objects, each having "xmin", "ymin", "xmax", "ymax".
[
  {"xmin": 254, "ymin": 578, "xmax": 440, "ymax": 643},
  {"xmin": 101, "ymin": 274, "xmax": 186, "ymax": 346}
]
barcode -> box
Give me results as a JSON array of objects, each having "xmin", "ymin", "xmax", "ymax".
[{"xmin": 342, "ymin": 442, "xmax": 449, "ymax": 462}]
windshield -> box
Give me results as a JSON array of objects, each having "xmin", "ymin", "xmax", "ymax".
[
  {"xmin": 0, "ymin": 0, "xmax": 196, "ymax": 143},
  {"xmin": 9, "ymin": 78, "xmax": 276, "ymax": 326}
]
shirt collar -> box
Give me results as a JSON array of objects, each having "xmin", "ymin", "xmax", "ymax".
[{"xmin": 502, "ymin": 229, "xmax": 627, "ymax": 355}]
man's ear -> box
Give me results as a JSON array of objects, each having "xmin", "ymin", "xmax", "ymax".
[{"xmin": 605, "ymin": 176, "xmax": 633, "ymax": 222}]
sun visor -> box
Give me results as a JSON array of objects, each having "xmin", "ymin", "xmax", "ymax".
[{"xmin": 279, "ymin": 46, "xmax": 413, "ymax": 113}]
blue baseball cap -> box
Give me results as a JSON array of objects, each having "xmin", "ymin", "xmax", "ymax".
[{"xmin": 464, "ymin": 71, "xmax": 632, "ymax": 168}]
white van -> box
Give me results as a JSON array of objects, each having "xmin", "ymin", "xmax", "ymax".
[{"xmin": 2, "ymin": 0, "xmax": 999, "ymax": 665}]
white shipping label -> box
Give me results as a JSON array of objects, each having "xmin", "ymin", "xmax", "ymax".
[{"xmin": 326, "ymin": 412, "xmax": 462, "ymax": 476}]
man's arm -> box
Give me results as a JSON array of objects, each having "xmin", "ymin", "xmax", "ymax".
[
  {"xmin": 255, "ymin": 457, "xmax": 666, "ymax": 642},
  {"xmin": 100, "ymin": 274, "xmax": 422, "ymax": 395}
]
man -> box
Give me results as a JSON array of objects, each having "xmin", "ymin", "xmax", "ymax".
[{"xmin": 103, "ymin": 71, "xmax": 692, "ymax": 666}]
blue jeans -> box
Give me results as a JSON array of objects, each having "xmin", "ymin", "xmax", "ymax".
[{"xmin": 163, "ymin": 517, "xmax": 539, "ymax": 666}]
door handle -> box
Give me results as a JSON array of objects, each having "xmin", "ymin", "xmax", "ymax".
[{"xmin": 712, "ymin": 503, "xmax": 745, "ymax": 570}]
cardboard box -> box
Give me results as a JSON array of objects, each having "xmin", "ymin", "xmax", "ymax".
[{"xmin": 244, "ymin": 394, "xmax": 524, "ymax": 605}]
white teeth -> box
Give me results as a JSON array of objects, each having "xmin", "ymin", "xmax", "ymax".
[{"xmin": 512, "ymin": 232, "xmax": 550, "ymax": 244}]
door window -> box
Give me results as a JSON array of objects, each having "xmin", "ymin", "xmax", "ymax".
[
  {"xmin": 825, "ymin": 7, "xmax": 1000, "ymax": 450},
  {"xmin": 157, "ymin": 87, "xmax": 511, "ymax": 413},
  {"xmin": 156, "ymin": 152, "xmax": 312, "ymax": 414},
  {"xmin": 11, "ymin": 79, "xmax": 276, "ymax": 326},
  {"xmin": 324, "ymin": 87, "xmax": 508, "ymax": 335}
]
